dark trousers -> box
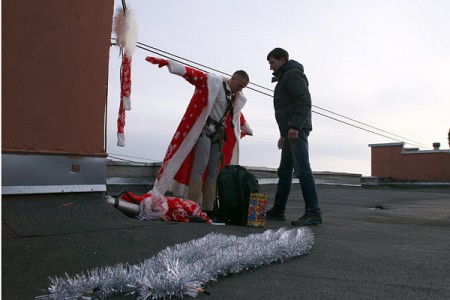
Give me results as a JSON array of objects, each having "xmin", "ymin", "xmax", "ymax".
[{"xmin": 274, "ymin": 129, "xmax": 321, "ymax": 215}]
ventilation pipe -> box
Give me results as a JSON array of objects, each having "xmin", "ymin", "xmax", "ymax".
[{"xmin": 432, "ymin": 142, "xmax": 440, "ymax": 150}]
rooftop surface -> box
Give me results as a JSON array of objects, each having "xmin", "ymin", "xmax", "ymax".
[{"xmin": 2, "ymin": 184, "xmax": 450, "ymax": 299}]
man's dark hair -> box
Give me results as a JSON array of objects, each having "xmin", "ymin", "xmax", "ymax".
[
  {"xmin": 233, "ymin": 70, "xmax": 249, "ymax": 82},
  {"xmin": 267, "ymin": 48, "xmax": 289, "ymax": 61}
]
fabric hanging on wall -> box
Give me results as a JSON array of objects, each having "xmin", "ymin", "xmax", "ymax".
[{"xmin": 113, "ymin": 6, "xmax": 137, "ymax": 146}]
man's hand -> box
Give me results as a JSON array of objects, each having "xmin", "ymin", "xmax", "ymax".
[
  {"xmin": 287, "ymin": 128, "xmax": 299, "ymax": 139},
  {"xmin": 278, "ymin": 137, "xmax": 285, "ymax": 150},
  {"xmin": 145, "ymin": 56, "xmax": 168, "ymax": 68}
]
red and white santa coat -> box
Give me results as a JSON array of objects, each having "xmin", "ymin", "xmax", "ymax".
[{"xmin": 147, "ymin": 58, "xmax": 252, "ymax": 198}]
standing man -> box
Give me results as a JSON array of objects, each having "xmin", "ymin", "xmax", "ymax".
[
  {"xmin": 265, "ymin": 48, "xmax": 322, "ymax": 226},
  {"xmin": 187, "ymin": 69, "xmax": 250, "ymax": 215},
  {"xmin": 146, "ymin": 57, "xmax": 252, "ymax": 216}
]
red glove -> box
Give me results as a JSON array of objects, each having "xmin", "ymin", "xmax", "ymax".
[{"xmin": 146, "ymin": 56, "xmax": 168, "ymax": 68}]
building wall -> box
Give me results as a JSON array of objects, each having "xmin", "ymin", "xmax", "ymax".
[
  {"xmin": 2, "ymin": 0, "xmax": 114, "ymax": 194},
  {"xmin": 2, "ymin": 0, "xmax": 114, "ymax": 156},
  {"xmin": 370, "ymin": 143, "xmax": 450, "ymax": 182}
]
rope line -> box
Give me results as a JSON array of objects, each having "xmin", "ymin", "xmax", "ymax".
[{"xmin": 109, "ymin": 38, "xmax": 432, "ymax": 164}]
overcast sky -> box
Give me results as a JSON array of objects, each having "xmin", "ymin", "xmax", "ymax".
[{"xmin": 106, "ymin": 0, "xmax": 450, "ymax": 176}]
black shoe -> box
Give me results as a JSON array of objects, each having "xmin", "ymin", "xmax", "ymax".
[
  {"xmin": 291, "ymin": 213, "xmax": 322, "ymax": 226},
  {"xmin": 266, "ymin": 207, "xmax": 286, "ymax": 221}
]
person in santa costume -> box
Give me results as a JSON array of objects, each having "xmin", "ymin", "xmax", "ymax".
[{"xmin": 146, "ymin": 57, "xmax": 252, "ymax": 216}]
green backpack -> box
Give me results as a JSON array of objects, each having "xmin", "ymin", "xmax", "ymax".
[{"xmin": 215, "ymin": 165, "xmax": 260, "ymax": 225}]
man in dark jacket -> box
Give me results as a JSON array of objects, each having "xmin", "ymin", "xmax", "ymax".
[{"xmin": 265, "ymin": 48, "xmax": 322, "ymax": 226}]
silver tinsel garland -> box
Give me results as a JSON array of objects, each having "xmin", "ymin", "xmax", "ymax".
[{"xmin": 37, "ymin": 227, "xmax": 314, "ymax": 299}]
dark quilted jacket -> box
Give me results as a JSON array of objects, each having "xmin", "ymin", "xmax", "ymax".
[{"xmin": 272, "ymin": 59, "xmax": 312, "ymax": 137}]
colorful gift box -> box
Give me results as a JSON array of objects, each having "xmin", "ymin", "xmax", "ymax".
[{"xmin": 247, "ymin": 193, "xmax": 268, "ymax": 228}]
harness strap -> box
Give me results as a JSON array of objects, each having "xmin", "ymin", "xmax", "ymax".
[{"xmin": 222, "ymin": 82, "xmax": 234, "ymax": 128}]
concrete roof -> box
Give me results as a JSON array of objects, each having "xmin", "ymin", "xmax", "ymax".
[{"xmin": 2, "ymin": 184, "xmax": 450, "ymax": 299}]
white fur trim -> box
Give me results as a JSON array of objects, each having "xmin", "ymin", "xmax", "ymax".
[
  {"xmin": 228, "ymin": 92, "xmax": 248, "ymax": 165},
  {"xmin": 241, "ymin": 122, "xmax": 253, "ymax": 135},
  {"xmin": 123, "ymin": 96, "xmax": 131, "ymax": 111},
  {"xmin": 232, "ymin": 93, "xmax": 248, "ymax": 146},
  {"xmin": 167, "ymin": 60, "xmax": 187, "ymax": 77},
  {"xmin": 207, "ymin": 75, "xmax": 223, "ymax": 107},
  {"xmin": 113, "ymin": 8, "xmax": 138, "ymax": 56},
  {"xmin": 169, "ymin": 180, "xmax": 189, "ymax": 199},
  {"xmin": 229, "ymin": 142, "xmax": 240, "ymax": 165},
  {"xmin": 117, "ymin": 132, "xmax": 125, "ymax": 147},
  {"xmin": 233, "ymin": 92, "xmax": 247, "ymax": 113}
]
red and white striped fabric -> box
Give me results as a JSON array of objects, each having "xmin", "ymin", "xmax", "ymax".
[
  {"xmin": 117, "ymin": 54, "xmax": 132, "ymax": 146},
  {"xmin": 113, "ymin": 6, "xmax": 136, "ymax": 147}
]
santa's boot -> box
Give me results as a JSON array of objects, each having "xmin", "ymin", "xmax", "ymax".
[
  {"xmin": 202, "ymin": 179, "xmax": 217, "ymax": 216},
  {"xmin": 188, "ymin": 180, "xmax": 203, "ymax": 207}
]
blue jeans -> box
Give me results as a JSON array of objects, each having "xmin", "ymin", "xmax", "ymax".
[{"xmin": 273, "ymin": 130, "xmax": 321, "ymax": 215}]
